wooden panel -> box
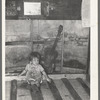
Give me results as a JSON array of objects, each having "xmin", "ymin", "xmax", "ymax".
[
  {"xmin": 14, "ymin": 0, "xmax": 82, "ymax": 20},
  {"xmin": 5, "ymin": 74, "xmax": 86, "ymax": 81},
  {"xmin": 6, "ymin": 45, "xmax": 32, "ymax": 68},
  {"xmin": 83, "ymin": 80, "xmax": 90, "ymax": 88},
  {"xmin": 6, "ymin": 41, "xmax": 32, "ymax": 45},
  {"xmin": 6, "ymin": 0, "xmax": 18, "ymax": 19},
  {"xmin": 30, "ymin": 84, "xmax": 44, "ymax": 100},
  {"xmin": 62, "ymin": 78, "xmax": 82, "ymax": 100},
  {"xmin": 5, "ymin": 78, "xmax": 90, "ymax": 100},
  {"xmin": 48, "ymin": 79, "xmax": 63, "ymax": 100},
  {"xmin": 5, "ymin": 81, "xmax": 11, "ymax": 100},
  {"xmin": 6, "ymin": 20, "xmax": 30, "ymax": 36},
  {"xmin": 10, "ymin": 80, "xmax": 17, "ymax": 100},
  {"xmin": 40, "ymin": 81, "xmax": 55, "ymax": 100},
  {"xmin": 17, "ymin": 81, "xmax": 32, "ymax": 100},
  {"xmin": 77, "ymin": 78, "xmax": 90, "ymax": 95},
  {"xmin": 69, "ymin": 79, "xmax": 90, "ymax": 100},
  {"xmin": 54, "ymin": 79, "xmax": 74, "ymax": 100}
]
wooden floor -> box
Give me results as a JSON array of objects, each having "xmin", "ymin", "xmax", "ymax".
[{"xmin": 5, "ymin": 78, "xmax": 90, "ymax": 100}]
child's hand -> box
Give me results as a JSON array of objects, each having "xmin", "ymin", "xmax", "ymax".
[{"xmin": 47, "ymin": 78, "xmax": 52, "ymax": 83}]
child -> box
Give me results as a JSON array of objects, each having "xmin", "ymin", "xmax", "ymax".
[{"xmin": 18, "ymin": 52, "xmax": 51, "ymax": 88}]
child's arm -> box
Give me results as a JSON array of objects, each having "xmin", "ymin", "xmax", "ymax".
[
  {"xmin": 42, "ymin": 71, "xmax": 51, "ymax": 83},
  {"xmin": 18, "ymin": 70, "xmax": 26, "ymax": 76},
  {"xmin": 18, "ymin": 64, "xmax": 29, "ymax": 76}
]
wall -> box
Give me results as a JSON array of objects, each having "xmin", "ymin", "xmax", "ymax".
[
  {"xmin": 6, "ymin": 0, "xmax": 82, "ymax": 20},
  {"xmin": 6, "ymin": 20, "xmax": 89, "ymax": 73}
]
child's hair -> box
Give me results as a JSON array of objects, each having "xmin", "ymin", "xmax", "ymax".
[{"xmin": 29, "ymin": 52, "xmax": 41, "ymax": 62}]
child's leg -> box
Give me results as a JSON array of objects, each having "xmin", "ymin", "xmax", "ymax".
[
  {"xmin": 36, "ymin": 82, "xmax": 40, "ymax": 87},
  {"xmin": 36, "ymin": 77, "xmax": 43, "ymax": 90},
  {"xmin": 29, "ymin": 77, "xmax": 42, "ymax": 90}
]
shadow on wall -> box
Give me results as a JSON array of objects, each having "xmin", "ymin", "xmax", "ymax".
[{"xmin": 63, "ymin": 59, "xmax": 86, "ymax": 70}]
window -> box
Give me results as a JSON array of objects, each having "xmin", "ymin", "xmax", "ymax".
[{"xmin": 24, "ymin": 2, "xmax": 41, "ymax": 15}]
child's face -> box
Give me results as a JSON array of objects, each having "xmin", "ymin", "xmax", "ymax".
[{"xmin": 31, "ymin": 57, "xmax": 39, "ymax": 65}]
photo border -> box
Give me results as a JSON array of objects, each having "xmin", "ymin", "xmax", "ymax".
[
  {"xmin": 1, "ymin": 0, "xmax": 99, "ymax": 100},
  {"xmin": 98, "ymin": 0, "xmax": 100, "ymax": 99},
  {"xmin": 0, "ymin": 0, "xmax": 2, "ymax": 100}
]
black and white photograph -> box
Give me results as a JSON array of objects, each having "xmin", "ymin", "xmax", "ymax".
[{"xmin": 2, "ymin": 0, "xmax": 98, "ymax": 100}]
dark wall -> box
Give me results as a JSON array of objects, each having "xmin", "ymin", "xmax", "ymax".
[{"xmin": 6, "ymin": 0, "xmax": 82, "ymax": 20}]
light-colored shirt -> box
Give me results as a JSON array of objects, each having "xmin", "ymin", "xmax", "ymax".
[{"xmin": 25, "ymin": 63, "xmax": 44, "ymax": 81}]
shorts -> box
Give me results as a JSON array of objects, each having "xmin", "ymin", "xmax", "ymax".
[{"xmin": 26, "ymin": 77, "xmax": 43, "ymax": 87}]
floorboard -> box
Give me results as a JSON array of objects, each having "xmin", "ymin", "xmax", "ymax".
[
  {"xmin": 10, "ymin": 80, "xmax": 17, "ymax": 100},
  {"xmin": 5, "ymin": 81, "xmax": 11, "ymax": 100},
  {"xmin": 41, "ymin": 81, "xmax": 55, "ymax": 100},
  {"xmin": 69, "ymin": 79, "xmax": 90, "ymax": 100},
  {"xmin": 30, "ymin": 84, "xmax": 44, "ymax": 100},
  {"xmin": 54, "ymin": 79, "xmax": 74, "ymax": 100},
  {"xmin": 77, "ymin": 78, "xmax": 90, "ymax": 96},
  {"xmin": 48, "ymin": 79, "xmax": 63, "ymax": 100},
  {"xmin": 17, "ymin": 81, "xmax": 32, "ymax": 100},
  {"xmin": 61, "ymin": 78, "xmax": 82, "ymax": 100},
  {"xmin": 5, "ymin": 78, "xmax": 90, "ymax": 100}
]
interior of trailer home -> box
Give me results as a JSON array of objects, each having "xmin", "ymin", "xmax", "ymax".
[{"xmin": 5, "ymin": 0, "xmax": 90, "ymax": 100}]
